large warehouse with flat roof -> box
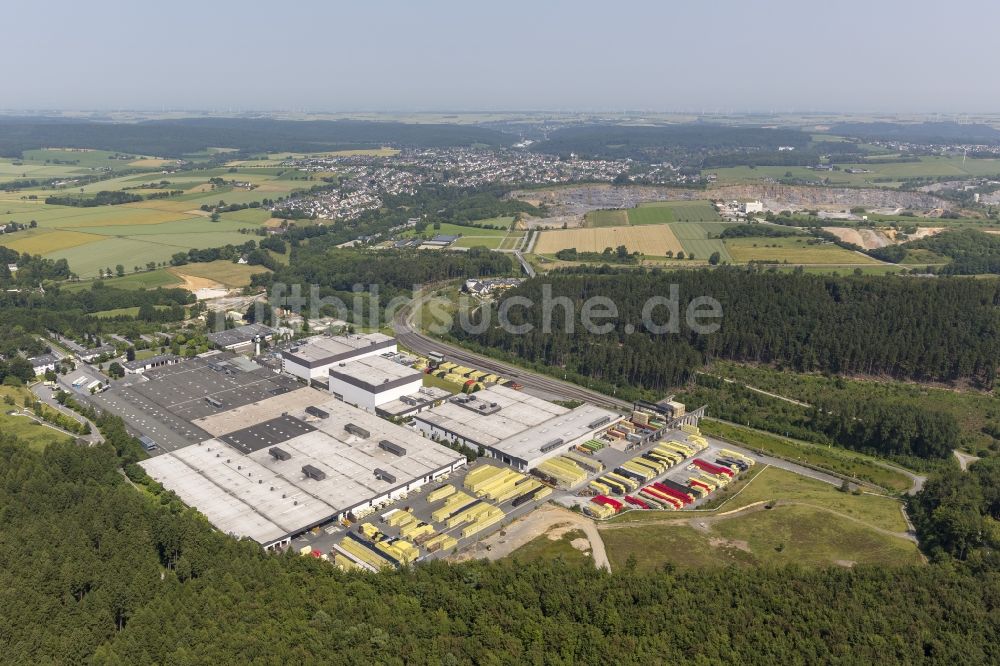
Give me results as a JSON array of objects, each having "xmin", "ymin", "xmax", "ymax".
[
  {"xmin": 328, "ymin": 355, "xmax": 423, "ymax": 412},
  {"xmin": 139, "ymin": 386, "xmax": 465, "ymax": 549},
  {"xmin": 412, "ymin": 384, "xmax": 621, "ymax": 470},
  {"xmin": 281, "ymin": 333, "xmax": 397, "ymax": 382}
]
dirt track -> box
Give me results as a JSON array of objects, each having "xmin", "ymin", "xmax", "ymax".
[{"xmin": 451, "ymin": 504, "xmax": 611, "ymax": 571}]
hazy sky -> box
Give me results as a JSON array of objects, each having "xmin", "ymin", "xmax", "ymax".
[{"xmin": 7, "ymin": 0, "xmax": 999, "ymax": 113}]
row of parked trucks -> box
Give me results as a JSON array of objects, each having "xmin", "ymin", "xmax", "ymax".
[{"xmin": 585, "ymin": 431, "xmax": 756, "ymax": 518}]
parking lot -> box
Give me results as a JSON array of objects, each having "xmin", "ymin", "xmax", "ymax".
[{"xmin": 292, "ymin": 460, "xmax": 560, "ymax": 563}]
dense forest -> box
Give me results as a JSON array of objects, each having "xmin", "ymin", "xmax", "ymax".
[
  {"xmin": 450, "ymin": 268, "xmax": 1000, "ymax": 395},
  {"xmin": 0, "ymin": 434, "xmax": 997, "ymax": 665},
  {"xmin": 0, "ymin": 117, "xmax": 514, "ymax": 158},
  {"xmin": 909, "ymin": 457, "xmax": 1000, "ymax": 560},
  {"xmin": 254, "ymin": 247, "xmax": 513, "ymax": 325}
]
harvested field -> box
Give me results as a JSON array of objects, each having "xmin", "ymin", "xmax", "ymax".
[{"xmin": 533, "ymin": 224, "xmax": 683, "ymax": 256}]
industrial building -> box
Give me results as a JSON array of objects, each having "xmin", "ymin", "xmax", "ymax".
[
  {"xmin": 206, "ymin": 323, "xmax": 276, "ymax": 352},
  {"xmin": 281, "ymin": 332, "xmax": 397, "ymax": 383},
  {"xmin": 327, "ymin": 355, "xmax": 423, "ymax": 412},
  {"xmin": 141, "ymin": 388, "xmax": 465, "ymax": 549},
  {"xmin": 412, "ymin": 384, "xmax": 622, "ymax": 470},
  {"xmin": 122, "ymin": 353, "xmax": 180, "ymax": 375},
  {"xmin": 376, "ymin": 385, "xmax": 451, "ymax": 419},
  {"xmin": 90, "ymin": 352, "xmax": 302, "ymax": 451}
]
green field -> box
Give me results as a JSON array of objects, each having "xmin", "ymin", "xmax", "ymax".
[
  {"xmin": 599, "ymin": 465, "xmax": 920, "ymax": 571},
  {"xmin": 724, "ymin": 236, "xmax": 882, "ymax": 264},
  {"xmin": 702, "ymin": 420, "xmax": 914, "ymax": 492},
  {"xmin": 92, "ymin": 304, "xmax": 173, "ymax": 319},
  {"xmin": 0, "ymin": 386, "xmax": 77, "ymax": 452},
  {"xmin": 508, "ymin": 529, "xmax": 593, "ymax": 566},
  {"xmin": 0, "ymin": 158, "xmax": 309, "ymax": 278},
  {"xmin": 585, "ymin": 209, "xmax": 629, "ymax": 227},
  {"xmin": 668, "ymin": 222, "xmax": 734, "ymax": 262},
  {"xmin": 600, "ymin": 505, "xmax": 920, "ymax": 571},
  {"xmin": 466, "ymin": 216, "xmax": 515, "ymax": 229},
  {"xmin": 168, "ymin": 260, "xmax": 269, "ymax": 287},
  {"xmin": 627, "ymin": 200, "xmax": 722, "ymax": 225},
  {"xmin": 705, "ymin": 155, "xmax": 1000, "ymax": 187}
]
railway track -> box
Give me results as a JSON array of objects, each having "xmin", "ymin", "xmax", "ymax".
[{"xmin": 393, "ymin": 293, "xmax": 631, "ymax": 412}]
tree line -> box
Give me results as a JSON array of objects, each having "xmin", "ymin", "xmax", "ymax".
[
  {"xmin": 0, "ymin": 432, "xmax": 996, "ymax": 664},
  {"xmin": 449, "ymin": 268, "xmax": 1000, "ymax": 396}
]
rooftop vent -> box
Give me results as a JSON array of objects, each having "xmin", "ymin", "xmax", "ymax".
[
  {"xmin": 588, "ymin": 416, "xmax": 612, "ymax": 429},
  {"xmin": 379, "ymin": 439, "xmax": 406, "ymax": 457},
  {"xmin": 540, "ymin": 438, "xmax": 565, "ymax": 454},
  {"xmin": 374, "ymin": 468, "xmax": 396, "ymax": 484},
  {"xmin": 302, "ymin": 464, "xmax": 326, "ymax": 481},
  {"xmin": 345, "ymin": 423, "xmax": 370, "ymax": 439},
  {"xmin": 305, "ymin": 405, "xmax": 329, "ymax": 419},
  {"xmin": 269, "ymin": 447, "xmax": 291, "ymax": 461}
]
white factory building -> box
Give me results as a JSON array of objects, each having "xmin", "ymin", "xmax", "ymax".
[
  {"xmin": 412, "ymin": 384, "xmax": 622, "ymax": 470},
  {"xmin": 327, "ymin": 355, "xmax": 424, "ymax": 412},
  {"xmin": 281, "ymin": 333, "xmax": 397, "ymax": 383},
  {"xmin": 140, "ymin": 387, "xmax": 465, "ymax": 550}
]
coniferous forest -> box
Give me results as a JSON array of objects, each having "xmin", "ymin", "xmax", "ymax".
[
  {"xmin": 451, "ymin": 268, "xmax": 1000, "ymax": 393},
  {"xmin": 0, "ymin": 434, "xmax": 998, "ymax": 665}
]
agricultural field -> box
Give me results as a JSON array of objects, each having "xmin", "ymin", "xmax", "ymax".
[
  {"xmin": 584, "ymin": 209, "xmax": 629, "ymax": 227},
  {"xmin": 705, "ymin": 155, "xmax": 1000, "ymax": 186},
  {"xmin": 724, "ymin": 236, "xmax": 882, "ymax": 264},
  {"xmin": 0, "ymin": 159, "xmax": 309, "ymax": 278},
  {"xmin": 627, "ymin": 200, "xmax": 722, "ymax": 225},
  {"xmin": 167, "ymin": 260, "xmax": 269, "ymax": 288},
  {"xmin": 669, "ymin": 222, "xmax": 734, "ymax": 262},
  {"xmin": 532, "ymin": 224, "xmax": 684, "ymax": 256},
  {"xmin": 466, "ymin": 216, "xmax": 514, "ymax": 229}
]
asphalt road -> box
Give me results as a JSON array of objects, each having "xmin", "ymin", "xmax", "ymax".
[{"xmin": 393, "ymin": 292, "xmax": 632, "ymax": 412}]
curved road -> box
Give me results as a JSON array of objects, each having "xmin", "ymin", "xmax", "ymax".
[{"xmin": 394, "ymin": 291, "xmax": 631, "ymax": 412}]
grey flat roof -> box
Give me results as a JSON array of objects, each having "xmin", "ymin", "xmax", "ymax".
[
  {"xmin": 491, "ymin": 403, "xmax": 621, "ymax": 466},
  {"xmin": 139, "ymin": 387, "xmax": 464, "ymax": 545},
  {"xmin": 413, "ymin": 384, "xmax": 569, "ymax": 447},
  {"xmin": 123, "ymin": 354, "xmax": 179, "ymax": 370},
  {"xmin": 377, "ymin": 386, "xmax": 451, "ymax": 417},
  {"xmin": 282, "ymin": 333, "xmax": 395, "ymax": 369},
  {"xmin": 219, "ymin": 415, "xmax": 317, "ymax": 454},
  {"xmin": 328, "ymin": 355, "xmax": 422, "ymax": 393},
  {"xmin": 207, "ymin": 323, "xmax": 275, "ymax": 348},
  {"xmin": 90, "ymin": 352, "xmax": 300, "ymax": 450}
]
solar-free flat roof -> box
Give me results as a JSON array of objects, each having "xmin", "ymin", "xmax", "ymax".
[
  {"xmin": 377, "ymin": 386, "xmax": 451, "ymax": 417},
  {"xmin": 328, "ymin": 355, "xmax": 422, "ymax": 392},
  {"xmin": 139, "ymin": 387, "xmax": 464, "ymax": 545},
  {"xmin": 206, "ymin": 323, "xmax": 275, "ymax": 348},
  {"xmin": 491, "ymin": 403, "xmax": 622, "ymax": 466},
  {"xmin": 412, "ymin": 384, "xmax": 569, "ymax": 447},
  {"xmin": 282, "ymin": 333, "xmax": 395, "ymax": 369},
  {"xmin": 219, "ymin": 414, "xmax": 317, "ymax": 454}
]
